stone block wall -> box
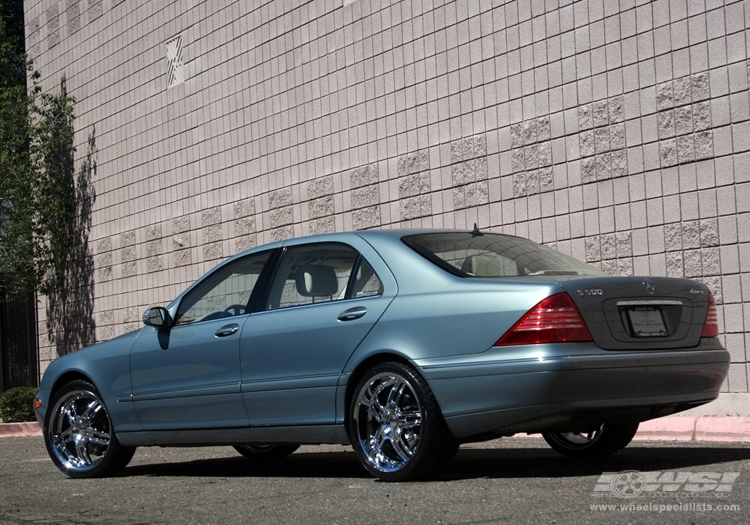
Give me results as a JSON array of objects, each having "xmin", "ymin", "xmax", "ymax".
[{"xmin": 24, "ymin": 0, "xmax": 750, "ymax": 410}]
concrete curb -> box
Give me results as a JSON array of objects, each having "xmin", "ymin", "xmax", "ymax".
[
  {"xmin": 634, "ymin": 416, "xmax": 750, "ymax": 442},
  {"xmin": 0, "ymin": 422, "xmax": 41, "ymax": 437},
  {"xmin": 1, "ymin": 418, "xmax": 749, "ymax": 441}
]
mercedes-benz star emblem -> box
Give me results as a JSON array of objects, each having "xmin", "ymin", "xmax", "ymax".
[{"xmin": 642, "ymin": 279, "xmax": 655, "ymax": 295}]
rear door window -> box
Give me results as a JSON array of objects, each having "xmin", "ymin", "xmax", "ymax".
[{"xmin": 266, "ymin": 242, "xmax": 383, "ymax": 310}]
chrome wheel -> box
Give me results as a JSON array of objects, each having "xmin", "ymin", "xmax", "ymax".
[
  {"xmin": 349, "ymin": 362, "xmax": 458, "ymax": 481},
  {"xmin": 44, "ymin": 381, "xmax": 135, "ymax": 478},
  {"xmin": 50, "ymin": 388, "xmax": 112, "ymax": 471},
  {"xmin": 354, "ymin": 371, "xmax": 423, "ymax": 473},
  {"xmin": 542, "ymin": 422, "xmax": 639, "ymax": 459}
]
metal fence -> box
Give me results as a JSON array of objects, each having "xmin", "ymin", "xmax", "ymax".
[{"xmin": 0, "ymin": 289, "xmax": 38, "ymax": 392}]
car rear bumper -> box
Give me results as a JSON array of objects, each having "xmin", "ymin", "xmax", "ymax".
[{"xmin": 417, "ymin": 340, "xmax": 730, "ymax": 440}]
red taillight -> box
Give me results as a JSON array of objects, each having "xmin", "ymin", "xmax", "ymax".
[
  {"xmin": 701, "ymin": 292, "xmax": 719, "ymax": 338},
  {"xmin": 494, "ymin": 293, "xmax": 593, "ymax": 346}
]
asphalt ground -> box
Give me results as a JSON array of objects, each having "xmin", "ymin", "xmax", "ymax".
[{"xmin": 0, "ymin": 436, "xmax": 748, "ymax": 525}]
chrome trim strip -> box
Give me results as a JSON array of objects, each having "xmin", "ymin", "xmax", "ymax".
[
  {"xmin": 616, "ymin": 299, "xmax": 683, "ymax": 306},
  {"xmin": 130, "ymin": 382, "xmax": 240, "ymax": 401},
  {"xmin": 240, "ymin": 374, "xmax": 339, "ymax": 392},
  {"xmin": 420, "ymin": 349, "xmax": 730, "ymax": 372}
]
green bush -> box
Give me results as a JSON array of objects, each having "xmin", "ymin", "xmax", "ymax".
[{"xmin": 0, "ymin": 386, "xmax": 38, "ymax": 423}]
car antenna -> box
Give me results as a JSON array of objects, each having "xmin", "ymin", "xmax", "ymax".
[{"xmin": 471, "ymin": 223, "xmax": 483, "ymax": 236}]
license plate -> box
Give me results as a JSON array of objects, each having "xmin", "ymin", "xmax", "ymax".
[{"xmin": 627, "ymin": 307, "xmax": 668, "ymax": 337}]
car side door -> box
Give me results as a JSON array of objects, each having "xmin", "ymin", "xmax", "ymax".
[
  {"xmin": 240, "ymin": 238, "xmax": 396, "ymax": 426},
  {"xmin": 129, "ymin": 250, "xmax": 274, "ymax": 430}
]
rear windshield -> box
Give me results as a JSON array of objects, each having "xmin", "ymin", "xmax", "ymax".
[{"xmin": 402, "ymin": 232, "xmax": 607, "ymax": 277}]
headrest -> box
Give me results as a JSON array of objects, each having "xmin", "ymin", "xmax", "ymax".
[
  {"xmin": 295, "ymin": 265, "xmax": 338, "ymax": 297},
  {"xmin": 461, "ymin": 254, "xmax": 507, "ymax": 276}
]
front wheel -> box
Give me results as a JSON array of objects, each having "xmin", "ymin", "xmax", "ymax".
[
  {"xmin": 44, "ymin": 381, "xmax": 135, "ymax": 478},
  {"xmin": 542, "ymin": 422, "xmax": 639, "ymax": 459},
  {"xmin": 349, "ymin": 362, "xmax": 458, "ymax": 482}
]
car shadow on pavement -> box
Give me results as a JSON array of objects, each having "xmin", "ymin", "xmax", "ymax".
[
  {"xmin": 116, "ymin": 443, "xmax": 750, "ymax": 481},
  {"xmin": 436, "ymin": 445, "xmax": 750, "ymax": 481},
  {"xmin": 120, "ymin": 450, "xmax": 370, "ymax": 479}
]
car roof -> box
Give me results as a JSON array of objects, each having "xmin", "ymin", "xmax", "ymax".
[
  {"xmin": 229, "ymin": 228, "xmax": 518, "ymax": 265},
  {"xmin": 231, "ymin": 228, "xmax": 480, "ymax": 253}
]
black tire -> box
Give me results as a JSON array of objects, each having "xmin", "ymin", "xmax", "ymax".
[
  {"xmin": 542, "ymin": 422, "xmax": 639, "ymax": 459},
  {"xmin": 44, "ymin": 381, "xmax": 136, "ymax": 478},
  {"xmin": 233, "ymin": 444, "xmax": 300, "ymax": 460},
  {"xmin": 348, "ymin": 362, "xmax": 459, "ymax": 482}
]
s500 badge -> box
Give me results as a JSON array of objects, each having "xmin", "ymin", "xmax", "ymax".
[{"xmin": 577, "ymin": 289, "xmax": 603, "ymax": 296}]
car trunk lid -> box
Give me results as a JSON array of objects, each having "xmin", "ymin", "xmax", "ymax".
[{"xmin": 554, "ymin": 276, "xmax": 712, "ymax": 350}]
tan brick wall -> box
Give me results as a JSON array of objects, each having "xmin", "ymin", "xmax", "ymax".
[{"xmin": 24, "ymin": 0, "xmax": 750, "ymax": 398}]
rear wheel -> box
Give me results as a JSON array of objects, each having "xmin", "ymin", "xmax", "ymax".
[
  {"xmin": 44, "ymin": 381, "xmax": 135, "ymax": 478},
  {"xmin": 542, "ymin": 422, "xmax": 639, "ymax": 459},
  {"xmin": 349, "ymin": 362, "xmax": 458, "ymax": 482},
  {"xmin": 233, "ymin": 444, "xmax": 300, "ymax": 461}
]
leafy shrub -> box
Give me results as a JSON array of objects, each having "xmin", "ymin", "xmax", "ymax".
[{"xmin": 0, "ymin": 386, "xmax": 38, "ymax": 423}]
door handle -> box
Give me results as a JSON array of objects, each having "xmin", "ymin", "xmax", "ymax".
[
  {"xmin": 215, "ymin": 323, "xmax": 240, "ymax": 337},
  {"xmin": 337, "ymin": 306, "xmax": 367, "ymax": 321}
]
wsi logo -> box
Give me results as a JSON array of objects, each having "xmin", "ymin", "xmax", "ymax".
[{"xmin": 593, "ymin": 471, "xmax": 740, "ymax": 498}]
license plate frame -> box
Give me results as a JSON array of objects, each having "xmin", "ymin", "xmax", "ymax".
[{"xmin": 627, "ymin": 307, "xmax": 668, "ymax": 337}]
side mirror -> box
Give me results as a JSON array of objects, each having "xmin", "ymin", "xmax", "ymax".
[{"xmin": 142, "ymin": 307, "xmax": 172, "ymax": 329}]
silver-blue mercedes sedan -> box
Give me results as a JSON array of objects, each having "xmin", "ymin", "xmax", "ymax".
[{"xmin": 34, "ymin": 228, "xmax": 729, "ymax": 481}]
